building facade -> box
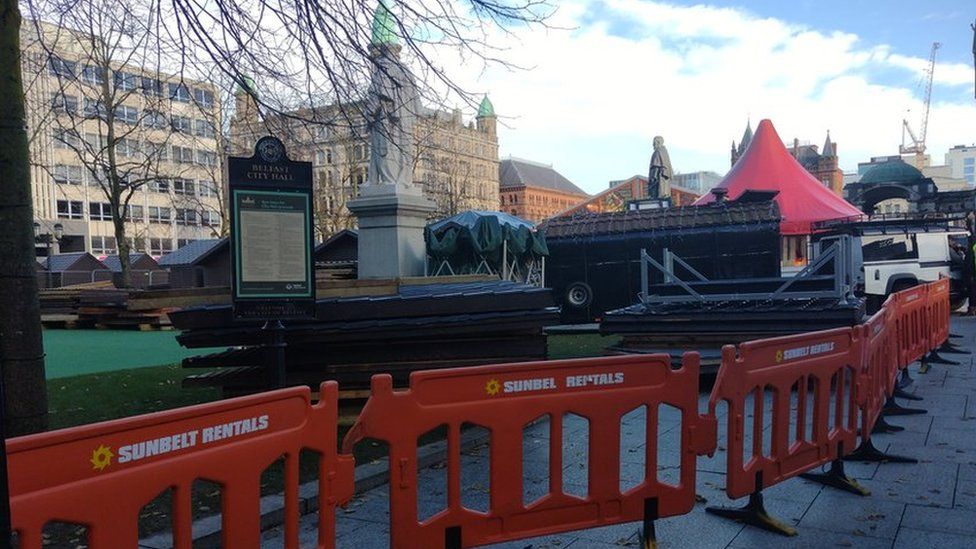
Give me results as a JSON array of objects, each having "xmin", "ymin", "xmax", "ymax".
[
  {"xmin": 229, "ymin": 89, "xmax": 500, "ymax": 239},
  {"xmin": 946, "ymin": 145, "xmax": 976, "ymax": 186},
  {"xmin": 22, "ymin": 22, "xmax": 224, "ymax": 258},
  {"xmin": 498, "ymin": 158, "xmax": 589, "ymax": 223},
  {"xmin": 556, "ymin": 175, "xmax": 699, "ymax": 217},
  {"xmin": 671, "ymin": 171, "xmax": 722, "ymax": 195}
]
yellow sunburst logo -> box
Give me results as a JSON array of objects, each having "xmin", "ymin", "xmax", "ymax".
[
  {"xmin": 90, "ymin": 444, "xmax": 114, "ymax": 472},
  {"xmin": 775, "ymin": 350, "xmax": 784, "ymax": 363},
  {"xmin": 485, "ymin": 378, "xmax": 501, "ymax": 397}
]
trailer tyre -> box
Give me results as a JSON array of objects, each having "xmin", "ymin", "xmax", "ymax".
[{"xmin": 565, "ymin": 282, "xmax": 593, "ymax": 309}]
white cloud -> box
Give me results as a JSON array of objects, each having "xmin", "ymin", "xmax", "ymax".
[{"xmin": 423, "ymin": 0, "xmax": 976, "ymax": 193}]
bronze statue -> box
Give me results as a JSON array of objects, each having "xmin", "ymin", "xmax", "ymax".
[{"xmin": 647, "ymin": 136, "xmax": 673, "ymax": 199}]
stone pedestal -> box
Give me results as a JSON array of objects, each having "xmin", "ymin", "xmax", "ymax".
[{"xmin": 347, "ymin": 185, "xmax": 435, "ymax": 279}]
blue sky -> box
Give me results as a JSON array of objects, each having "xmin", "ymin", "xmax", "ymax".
[{"xmin": 449, "ymin": 0, "xmax": 976, "ymax": 194}]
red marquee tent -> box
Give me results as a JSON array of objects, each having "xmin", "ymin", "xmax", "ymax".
[{"xmin": 695, "ymin": 119, "xmax": 862, "ymax": 235}]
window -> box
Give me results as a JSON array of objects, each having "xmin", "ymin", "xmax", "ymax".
[
  {"xmin": 89, "ymin": 202, "xmax": 112, "ymax": 221},
  {"xmin": 114, "ymin": 71, "xmax": 138, "ymax": 92},
  {"xmin": 965, "ymin": 166, "xmax": 975, "ymax": 176},
  {"xmin": 127, "ymin": 237, "xmax": 146, "ymax": 253},
  {"xmin": 53, "ymin": 165, "xmax": 84, "ymax": 185},
  {"xmin": 196, "ymin": 150, "xmax": 216, "ymax": 166},
  {"xmin": 964, "ymin": 158, "xmax": 975, "ymax": 167},
  {"xmin": 86, "ymin": 170, "xmax": 105, "ymax": 188},
  {"xmin": 173, "ymin": 179, "xmax": 195, "ymax": 195},
  {"xmin": 172, "ymin": 146, "xmax": 194, "ymax": 163},
  {"xmin": 142, "ymin": 77, "xmax": 163, "ymax": 97},
  {"xmin": 115, "ymin": 105, "xmax": 139, "ymax": 124},
  {"xmin": 91, "ymin": 236, "xmax": 117, "ymax": 256},
  {"xmin": 48, "ymin": 56, "xmax": 76, "ymax": 78},
  {"xmin": 176, "ymin": 208, "xmax": 198, "ymax": 225},
  {"xmin": 194, "ymin": 119, "xmax": 215, "ymax": 138},
  {"xmin": 53, "ymin": 129, "xmax": 81, "ymax": 149},
  {"xmin": 193, "ymin": 88, "xmax": 214, "ymax": 108},
  {"xmin": 143, "ymin": 110, "xmax": 167, "ymax": 129},
  {"xmin": 169, "ymin": 82, "xmax": 191, "ymax": 102},
  {"xmin": 83, "ymin": 98, "xmax": 106, "ymax": 119},
  {"xmin": 148, "ymin": 206, "xmax": 171, "ymax": 223},
  {"xmin": 147, "ymin": 140, "xmax": 168, "ymax": 161},
  {"xmin": 84, "ymin": 132, "xmax": 106, "ymax": 151},
  {"xmin": 200, "ymin": 210, "xmax": 220, "ymax": 227},
  {"xmin": 781, "ymin": 235, "xmax": 809, "ymax": 268},
  {"xmin": 81, "ymin": 65, "xmax": 106, "ymax": 86},
  {"xmin": 50, "ymin": 92, "xmax": 78, "ymax": 115},
  {"xmin": 126, "ymin": 204, "xmax": 144, "ymax": 222},
  {"xmin": 197, "ymin": 180, "xmax": 215, "ymax": 197},
  {"xmin": 149, "ymin": 238, "xmax": 173, "ymax": 256},
  {"xmin": 57, "ymin": 200, "xmax": 84, "ymax": 219},
  {"xmin": 355, "ymin": 143, "xmax": 368, "ymax": 160},
  {"xmin": 116, "ymin": 138, "xmax": 138, "ymax": 157},
  {"xmin": 171, "ymin": 115, "xmax": 191, "ymax": 133},
  {"xmin": 177, "ymin": 238, "xmax": 196, "ymax": 248},
  {"xmin": 150, "ymin": 179, "xmax": 170, "ymax": 193}
]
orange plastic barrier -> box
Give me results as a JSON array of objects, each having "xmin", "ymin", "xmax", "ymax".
[
  {"xmin": 342, "ymin": 354, "xmax": 717, "ymax": 548},
  {"xmin": 708, "ymin": 327, "xmax": 861, "ymax": 500},
  {"xmin": 925, "ymin": 278, "xmax": 950, "ymax": 351},
  {"xmin": 857, "ymin": 304, "xmax": 897, "ymax": 436},
  {"xmin": 891, "ymin": 284, "xmax": 929, "ymax": 368},
  {"xmin": 8, "ymin": 383, "xmax": 354, "ymax": 549}
]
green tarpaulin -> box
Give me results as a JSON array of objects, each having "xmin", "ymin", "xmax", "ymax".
[{"xmin": 426, "ymin": 211, "xmax": 548, "ymax": 275}]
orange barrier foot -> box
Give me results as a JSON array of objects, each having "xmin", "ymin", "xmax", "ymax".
[
  {"xmin": 706, "ymin": 491, "xmax": 797, "ymax": 537},
  {"xmin": 938, "ymin": 341, "xmax": 970, "ymax": 354},
  {"xmin": 883, "ymin": 396, "xmax": 927, "ymax": 416},
  {"xmin": 844, "ymin": 439, "xmax": 917, "ymax": 464},
  {"xmin": 871, "ymin": 417, "xmax": 905, "ymax": 434},
  {"xmin": 893, "ymin": 386, "xmax": 924, "ymax": 402},
  {"xmin": 800, "ymin": 460, "xmax": 870, "ymax": 497}
]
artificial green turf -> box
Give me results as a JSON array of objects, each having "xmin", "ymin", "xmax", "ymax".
[{"xmin": 42, "ymin": 329, "xmax": 220, "ymax": 379}]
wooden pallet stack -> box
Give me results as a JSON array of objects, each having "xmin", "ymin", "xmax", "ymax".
[{"xmin": 171, "ymin": 276, "xmax": 559, "ymax": 399}]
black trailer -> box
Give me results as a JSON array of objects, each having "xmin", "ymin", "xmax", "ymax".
[{"xmin": 542, "ymin": 199, "xmax": 782, "ymax": 323}]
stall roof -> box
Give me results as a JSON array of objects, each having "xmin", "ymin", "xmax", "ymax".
[
  {"xmin": 694, "ymin": 119, "xmax": 862, "ymax": 235},
  {"xmin": 158, "ymin": 239, "xmax": 227, "ymax": 267},
  {"xmin": 541, "ymin": 200, "xmax": 781, "ymax": 239}
]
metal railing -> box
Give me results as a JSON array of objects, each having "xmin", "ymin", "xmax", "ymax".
[{"xmin": 638, "ymin": 236, "xmax": 857, "ymax": 305}]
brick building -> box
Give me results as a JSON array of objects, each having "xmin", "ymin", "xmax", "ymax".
[
  {"xmin": 498, "ymin": 158, "xmax": 589, "ymax": 223},
  {"xmin": 553, "ymin": 175, "xmax": 700, "ymax": 217}
]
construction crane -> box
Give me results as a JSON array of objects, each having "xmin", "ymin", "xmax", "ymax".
[{"xmin": 899, "ymin": 42, "xmax": 941, "ymax": 165}]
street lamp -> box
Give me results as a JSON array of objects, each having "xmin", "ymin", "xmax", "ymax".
[
  {"xmin": 53, "ymin": 223, "xmax": 64, "ymax": 241},
  {"xmin": 33, "ymin": 222, "xmax": 40, "ymax": 239}
]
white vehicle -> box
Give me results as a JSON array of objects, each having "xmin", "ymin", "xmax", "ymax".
[
  {"xmin": 812, "ymin": 216, "xmax": 969, "ymax": 312},
  {"xmin": 860, "ymin": 227, "xmax": 968, "ymax": 310}
]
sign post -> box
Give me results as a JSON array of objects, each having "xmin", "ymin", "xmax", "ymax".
[{"xmin": 228, "ymin": 136, "xmax": 315, "ymax": 388}]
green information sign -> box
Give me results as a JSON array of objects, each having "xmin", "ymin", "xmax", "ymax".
[{"xmin": 228, "ymin": 137, "xmax": 315, "ymax": 320}]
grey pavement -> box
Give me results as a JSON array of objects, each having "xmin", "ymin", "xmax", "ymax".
[{"xmin": 262, "ymin": 316, "xmax": 976, "ymax": 548}]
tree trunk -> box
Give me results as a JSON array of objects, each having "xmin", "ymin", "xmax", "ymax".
[
  {"xmin": 114, "ymin": 210, "xmax": 131, "ymax": 288},
  {"xmin": 0, "ymin": 0, "xmax": 49, "ymax": 435}
]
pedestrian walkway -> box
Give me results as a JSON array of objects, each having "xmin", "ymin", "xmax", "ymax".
[{"xmin": 261, "ymin": 316, "xmax": 976, "ymax": 548}]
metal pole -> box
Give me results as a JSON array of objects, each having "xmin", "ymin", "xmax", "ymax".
[{"xmin": 263, "ymin": 320, "xmax": 287, "ymax": 389}]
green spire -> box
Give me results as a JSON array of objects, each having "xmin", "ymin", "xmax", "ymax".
[
  {"xmin": 371, "ymin": 0, "xmax": 399, "ymax": 46},
  {"xmin": 236, "ymin": 74, "xmax": 256, "ymax": 96},
  {"xmin": 476, "ymin": 95, "xmax": 495, "ymax": 118}
]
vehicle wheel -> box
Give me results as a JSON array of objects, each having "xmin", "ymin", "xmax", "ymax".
[
  {"xmin": 565, "ymin": 282, "xmax": 593, "ymax": 309},
  {"xmin": 885, "ymin": 279, "xmax": 917, "ymax": 304}
]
